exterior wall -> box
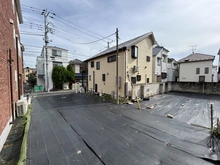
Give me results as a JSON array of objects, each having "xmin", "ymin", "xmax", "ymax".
[
  {"xmin": 132, "ymin": 82, "xmax": 171, "ymax": 98},
  {"xmin": 87, "ymin": 51, "xmax": 125, "ymax": 97},
  {"xmin": 212, "ymin": 66, "xmax": 218, "ymax": 82},
  {"xmin": 179, "ymin": 60, "xmax": 213, "ymax": 82},
  {"xmin": 126, "ymin": 37, "xmax": 153, "ymax": 84},
  {"xmin": 87, "ymin": 37, "xmax": 154, "ymax": 98},
  {"xmin": 171, "ymin": 82, "xmax": 220, "ymax": 94},
  {"xmin": 74, "ymin": 64, "xmax": 80, "ymax": 73},
  {"xmin": 0, "ymin": 0, "xmax": 23, "ymax": 151},
  {"xmin": 167, "ymin": 60, "xmax": 178, "ymax": 82},
  {"xmin": 153, "ymin": 49, "xmax": 168, "ymax": 83}
]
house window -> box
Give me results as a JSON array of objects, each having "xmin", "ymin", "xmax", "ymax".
[
  {"xmin": 199, "ymin": 76, "xmax": 205, "ymax": 82},
  {"xmin": 91, "ymin": 61, "xmax": 94, "ymax": 68},
  {"xmin": 147, "ymin": 78, "xmax": 150, "ymax": 83},
  {"xmin": 157, "ymin": 57, "xmax": 161, "ymax": 66},
  {"xmin": 53, "ymin": 62, "xmax": 62, "ymax": 68},
  {"xmin": 205, "ymin": 67, "xmax": 209, "ymax": 74},
  {"xmin": 52, "ymin": 49, "xmax": 62, "ymax": 57},
  {"xmin": 89, "ymin": 75, "xmax": 91, "ymax": 81},
  {"xmin": 107, "ymin": 55, "xmax": 116, "ymax": 62},
  {"xmin": 137, "ymin": 75, "xmax": 141, "ymax": 81},
  {"xmin": 131, "ymin": 45, "xmax": 138, "ymax": 59},
  {"xmin": 161, "ymin": 72, "xmax": 167, "ymax": 79},
  {"xmin": 146, "ymin": 56, "xmax": 150, "ymax": 62},
  {"xmin": 102, "ymin": 74, "xmax": 105, "ymax": 81},
  {"xmin": 196, "ymin": 68, "xmax": 200, "ymax": 74},
  {"xmin": 96, "ymin": 61, "xmax": 100, "ymax": 70},
  {"xmin": 163, "ymin": 55, "xmax": 167, "ymax": 62},
  {"xmin": 131, "ymin": 77, "xmax": 136, "ymax": 84}
]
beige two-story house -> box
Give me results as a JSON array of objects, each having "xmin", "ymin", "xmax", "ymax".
[{"xmin": 85, "ymin": 32, "xmax": 157, "ymax": 98}]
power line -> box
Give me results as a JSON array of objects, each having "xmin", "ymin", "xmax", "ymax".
[
  {"xmin": 54, "ymin": 15, "xmax": 113, "ymax": 41},
  {"xmin": 54, "ymin": 32, "xmax": 115, "ymax": 45}
]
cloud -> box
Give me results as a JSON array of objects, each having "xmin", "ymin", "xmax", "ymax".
[{"xmin": 20, "ymin": 0, "xmax": 220, "ymax": 67}]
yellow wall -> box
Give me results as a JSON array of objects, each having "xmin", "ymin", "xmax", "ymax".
[
  {"xmin": 23, "ymin": 68, "xmax": 33, "ymax": 83},
  {"xmin": 126, "ymin": 37, "xmax": 153, "ymax": 84},
  {"xmin": 87, "ymin": 36, "xmax": 154, "ymax": 97},
  {"xmin": 87, "ymin": 51, "xmax": 125, "ymax": 97}
]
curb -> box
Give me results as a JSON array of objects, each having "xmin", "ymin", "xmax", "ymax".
[{"xmin": 17, "ymin": 104, "xmax": 32, "ymax": 165}]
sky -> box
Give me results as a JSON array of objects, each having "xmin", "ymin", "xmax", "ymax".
[{"xmin": 20, "ymin": 0, "xmax": 220, "ymax": 68}]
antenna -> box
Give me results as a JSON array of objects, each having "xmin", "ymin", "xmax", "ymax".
[{"xmin": 189, "ymin": 45, "xmax": 197, "ymax": 54}]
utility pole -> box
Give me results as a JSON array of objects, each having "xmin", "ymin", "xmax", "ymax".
[
  {"xmin": 41, "ymin": 9, "xmax": 54, "ymax": 92},
  {"xmin": 116, "ymin": 28, "xmax": 119, "ymax": 104}
]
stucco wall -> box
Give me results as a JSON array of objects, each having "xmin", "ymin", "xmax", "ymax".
[
  {"xmin": 87, "ymin": 51, "xmax": 125, "ymax": 97},
  {"xmin": 179, "ymin": 60, "xmax": 213, "ymax": 82},
  {"xmin": 126, "ymin": 37, "xmax": 153, "ymax": 84}
]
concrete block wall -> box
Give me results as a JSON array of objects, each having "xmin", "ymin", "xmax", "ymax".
[{"xmin": 171, "ymin": 82, "xmax": 220, "ymax": 94}]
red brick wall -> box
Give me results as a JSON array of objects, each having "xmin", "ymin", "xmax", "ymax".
[{"xmin": 0, "ymin": 0, "xmax": 23, "ymax": 135}]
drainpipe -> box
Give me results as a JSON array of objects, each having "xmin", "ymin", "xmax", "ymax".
[
  {"xmin": 9, "ymin": 49, "xmax": 15, "ymax": 122},
  {"xmin": 16, "ymin": 37, "xmax": 21, "ymax": 99}
]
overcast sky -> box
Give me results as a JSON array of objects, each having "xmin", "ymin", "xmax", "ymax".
[{"xmin": 20, "ymin": 0, "xmax": 220, "ymax": 68}]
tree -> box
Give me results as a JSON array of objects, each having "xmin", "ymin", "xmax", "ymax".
[
  {"xmin": 27, "ymin": 73, "xmax": 36, "ymax": 87},
  {"xmin": 52, "ymin": 65, "xmax": 67, "ymax": 89},
  {"xmin": 66, "ymin": 64, "xmax": 75, "ymax": 89}
]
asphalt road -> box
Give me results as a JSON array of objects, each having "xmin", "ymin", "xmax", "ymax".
[{"xmin": 27, "ymin": 92, "xmax": 219, "ymax": 165}]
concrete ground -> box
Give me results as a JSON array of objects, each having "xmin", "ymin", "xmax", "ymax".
[{"xmin": 26, "ymin": 92, "xmax": 220, "ymax": 165}]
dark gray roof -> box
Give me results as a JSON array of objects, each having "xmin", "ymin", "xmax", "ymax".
[
  {"xmin": 178, "ymin": 53, "xmax": 215, "ymax": 63},
  {"xmin": 85, "ymin": 32, "xmax": 156, "ymax": 62},
  {"xmin": 153, "ymin": 46, "xmax": 163, "ymax": 56},
  {"xmin": 153, "ymin": 46, "xmax": 169, "ymax": 56},
  {"xmin": 69, "ymin": 59, "xmax": 83, "ymax": 65}
]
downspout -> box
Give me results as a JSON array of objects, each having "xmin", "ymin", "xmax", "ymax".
[
  {"xmin": 16, "ymin": 37, "xmax": 21, "ymax": 99},
  {"xmin": 9, "ymin": 49, "xmax": 15, "ymax": 122},
  {"xmin": 124, "ymin": 48, "xmax": 126, "ymax": 97}
]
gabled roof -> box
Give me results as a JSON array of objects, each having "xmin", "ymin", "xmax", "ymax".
[
  {"xmin": 69, "ymin": 59, "xmax": 83, "ymax": 65},
  {"xmin": 178, "ymin": 53, "xmax": 215, "ymax": 63},
  {"xmin": 217, "ymin": 49, "xmax": 220, "ymax": 55},
  {"xmin": 85, "ymin": 32, "xmax": 156, "ymax": 62},
  {"xmin": 153, "ymin": 46, "xmax": 169, "ymax": 56}
]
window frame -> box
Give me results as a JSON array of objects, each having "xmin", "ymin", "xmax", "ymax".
[
  {"xmin": 204, "ymin": 67, "xmax": 209, "ymax": 74},
  {"xmin": 196, "ymin": 68, "xmax": 200, "ymax": 74},
  {"xmin": 96, "ymin": 61, "xmax": 100, "ymax": 70},
  {"xmin": 107, "ymin": 55, "xmax": 116, "ymax": 62},
  {"xmin": 91, "ymin": 61, "xmax": 94, "ymax": 68}
]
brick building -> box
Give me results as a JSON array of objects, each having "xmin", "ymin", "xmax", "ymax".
[{"xmin": 0, "ymin": 0, "xmax": 23, "ymax": 151}]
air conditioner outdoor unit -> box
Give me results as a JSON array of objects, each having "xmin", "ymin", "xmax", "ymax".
[
  {"xmin": 16, "ymin": 100, "xmax": 27, "ymax": 117},
  {"xmin": 133, "ymin": 66, "xmax": 139, "ymax": 73}
]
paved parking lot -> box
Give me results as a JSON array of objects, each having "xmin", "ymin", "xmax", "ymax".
[{"xmin": 27, "ymin": 92, "xmax": 220, "ymax": 165}]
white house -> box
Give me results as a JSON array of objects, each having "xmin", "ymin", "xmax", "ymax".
[
  {"xmin": 218, "ymin": 49, "xmax": 220, "ymax": 82},
  {"xmin": 178, "ymin": 53, "xmax": 215, "ymax": 82},
  {"xmin": 212, "ymin": 66, "xmax": 218, "ymax": 82},
  {"xmin": 152, "ymin": 46, "xmax": 169, "ymax": 83},
  {"xmin": 36, "ymin": 46, "xmax": 69, "ymax": 91},
  {"xmin": 167, "ymin": 58, "xmax": 178, "ymax": 82}
]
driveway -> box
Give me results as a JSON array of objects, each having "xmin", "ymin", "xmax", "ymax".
[{"xmin": 27, "ymin": 92, "xmax": 219, "ymax": 165}]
